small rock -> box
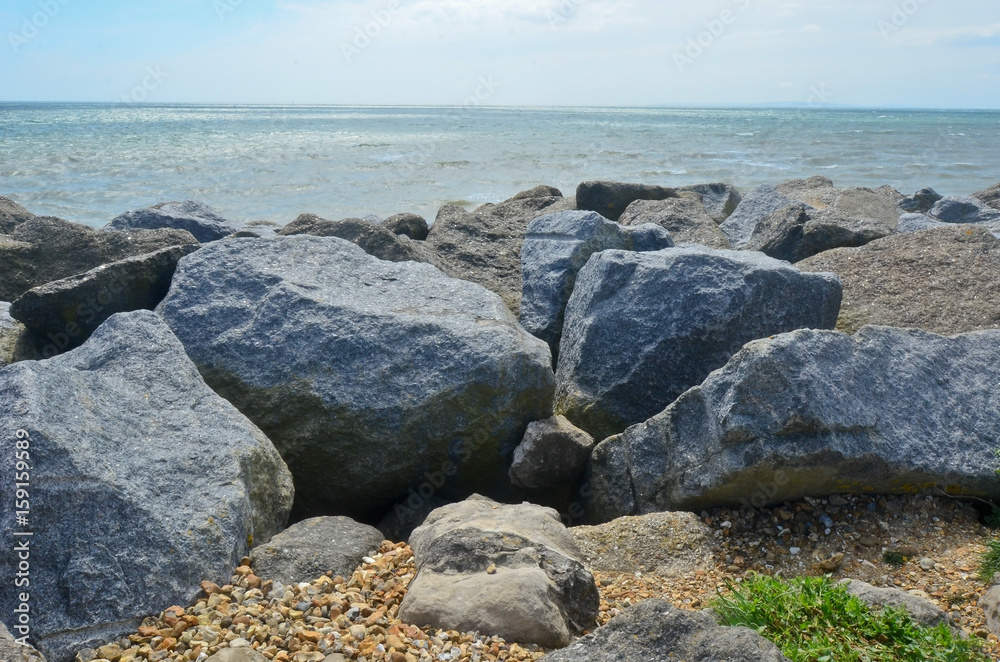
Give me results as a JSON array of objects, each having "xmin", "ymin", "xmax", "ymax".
[
  {"xmin": 508, "ymin": 415, "xmax": 596, "ymax": 490},
  {"xmin": 0, "ymin": 621, "xmax": 46, "ymax": 661},
  {"xmin": 538, "ymin": 599, "xmax": 789, "ymax": 661},
  {"xmin": 920, "ymin": 557, "xmax": 937, "ymax": 571},
  {"xmin": 250, "ymin": 516, "xmax": 384, "ymax": 587},
  {"xmin": 900, "ymin": 187, "xmax": 943, "ymax": 213},
  {"xmin": 839, "ymin": 579, "xmax": 952, "ymax": 628},
  {"xmin": 381, "ymin": 213, "xmax": 429, "ymax": 241},
  {"xmin": 205, "ymin": 650, "xmax": 270, "ymax": 662}
]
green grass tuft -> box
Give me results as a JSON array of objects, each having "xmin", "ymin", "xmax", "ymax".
[
  {"xmin": 712, "ymin": 574, "xmax": 987, "ymax": 662},
  {"xmin": 882, "ymin": 550, "xmax": 906, "ymax": 568},
  {"xmin": 979, "ymin": 538, "xmax": 1000, "ymax": 584}
]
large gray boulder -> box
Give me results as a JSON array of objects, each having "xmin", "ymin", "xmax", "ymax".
[
  {"xmin": 0, "ymin": 196, "xmax": 35, "ymax": 234},
  {"xmin": 676, "ymin": 183, "xmax": 742, "ymax": 222},
  {"xmin": 554, "ymin": 246, "xmax": 842, "ymax": 441},
  {"xmin": 838, "ymin": 579, "xmax": 952, "ymax": 629},
  {"xmin": 719, "ymin": 185, "xmax": 800, "ymax": 248},
  {"xmin": 587, "ymin": 326, "xmax": 1000, "ymax": 521},
  {"xmin": 798, "ymin": 225, "xmax": 1000, "ymax": 335},
  {"xmin": 425, "ymin": 194, "xmax": 572, "ymax": 315},
  {"xmin": 158, "ymin": 236, "xmax": 555, "ymax": 520},
  {"xmin": 619, "ymin": 194, "xmax": 731, "ymax": 249},
  {"xmin": 398, "ymin": 498, "xmax": 599, "ymax": 649},
  {"xmin": 0, "ymin": 216, "xmax": 196, "ymax": 301},
  {"xmin": 974, "ymin": 182, "xmax": 1000, "ymax": 210},
  {"xmin": 105, "ymin": 200, "xmax": 239, "ymax": 242},
  {"xmin": 539, "ymin": 599, "xmax": 790, "ymax": 662},
  {"xmin": 278, "ymin": 214, "xmax": 441, "ymax": 266},
  {"xmin": 928, "ymin": 195, "xmax": 1000, "ymax": 224},
  {"xmin": 250, "ymin": 516, "xmax": 384, "ymax": 586},
  {"xmin": 9, "ymin": 245, "xmax": 199, "ymax": 355},
  {"xmin": 0, "ymin": 310, "xmax": 293, "ymax": 662},
  {"xmin": 519, "ymin": 210, "xmax": 673, "ymax": 356},
  {"xmin": 575, "ymin": 181, "xmax": 677, "ymax": 222},
  {"xmin": 745, "ymin": 204, "xmax": 893, "ymax": 263},
  {"xmin": 827, "ymin": 186, "xmax": 904, "ymax": 227}
]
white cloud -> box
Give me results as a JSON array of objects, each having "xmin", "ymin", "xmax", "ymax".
[{"xmin": 890, "ymin": 22, "xmax": 1000, "ymax": 47}]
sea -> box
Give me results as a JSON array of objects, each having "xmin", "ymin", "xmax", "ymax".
[{"xmin": 1, "ymin": 103, "xmax": 998, "ymax": 228}]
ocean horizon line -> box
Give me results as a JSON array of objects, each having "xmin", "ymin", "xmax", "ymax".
[{"xmin": 2, "ymin": 101, "xmax": 999, "ymax": 113}]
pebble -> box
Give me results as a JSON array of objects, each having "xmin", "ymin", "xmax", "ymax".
[{"xmin": 76, "ymin": 493, "xmax": 1000, "ymax": 661}]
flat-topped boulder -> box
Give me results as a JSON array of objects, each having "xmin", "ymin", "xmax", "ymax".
[
  {"xmin": 575, "ymin": 181, "xmax": 677, "ymax": 222},
  {"xmin": 798, "ymin": 225, "xmax": 1000, "ymax": 334},
  {"xmin": 426, "ymin": 194, "xmax": 572, "ymax": 315},
  {"xmin": 278, "ymin": 214, "xmax": 440, "ymax": 266},
  {"xmin": 776, "ymin": 176, "xmax": 839, "ymax": 208},
  {"xmin": 0, "ymin": 216, "xmax": 195, "ymax": 301},
  {"xmin": 554, "ymin": 246, "xmax": 841, "ymax": 440},
  {"xmin": 745, "ymin": 204, "xmax": 893, "ymax": 263},
  {"xmin": 520, "ymin": 210, "xmax": 673, "ymax": 356},
  {"xmin": 106, "ymin": 200, "xmax": 240, "ymax": 242},
  {"xmin": 588, "ymin": 326, "xmax": 1000, "ymax": 521},
  {"xmin": 619, "ymin": 194, "xmax": 731, "ymax": 249},
  {"xmin": 0, "ymin": 311, "xmax": 293, "ymax": 662},
  {"xmin": 158, "ymin": 235, "xmax": 555, "ymax": 520}
]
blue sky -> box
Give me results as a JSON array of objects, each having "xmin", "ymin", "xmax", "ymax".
[{"xmin": 1, "ymin": 0, "xmax": 998, "ymax": 107}]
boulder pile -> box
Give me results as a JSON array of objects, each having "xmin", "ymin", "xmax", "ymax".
[{"xmin": 3, "ymin": 177, "xmax": 1000, "ymax": 661}]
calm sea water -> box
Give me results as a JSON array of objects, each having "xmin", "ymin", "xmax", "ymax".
[{"xmin": 1, "ymin": 104, "xmax": 998, "ymax": 228}]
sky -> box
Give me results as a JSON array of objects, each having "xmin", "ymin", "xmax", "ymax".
[{"xmin": 1, "ymin": 0, "xmax": 998, "ymax": 108}]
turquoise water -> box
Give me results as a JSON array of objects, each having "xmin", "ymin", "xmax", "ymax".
[{"xmin": 1, "ymin": 104, "xmax": 998, "ymax": 227}]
